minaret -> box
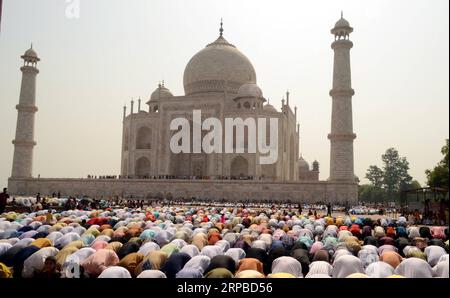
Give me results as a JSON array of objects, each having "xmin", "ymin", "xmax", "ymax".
[
  {"xmin": 328, "ymin": 13, "xmax": 356, "ymax": 182},
  {"xmin": 11, "ymin": 45, "xmax": 40, "ymax": 178}
]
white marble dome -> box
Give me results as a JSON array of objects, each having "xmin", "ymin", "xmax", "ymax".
[
  {"xmin": 298, "ymin": 156, "xmax": 310, "ymax": 172},
  {"xmin": 183, "ymin": 35, "xmax": 256, "ymax": 96},
  {"xmin": 149, "ymin": 84, "xmax": 173, "ymax": 101},
  {"xmin": 21, "ymin": 46, "xmax": 40, "ymax": 62},
  {"xmin": 263, "ymin": 103, "xmax": 277, "ymax": 112},
  {"xmin": 24, "ymin": 48, "xmax": 38, "ymax": 58},
  {"xmin": 335, "ymin": 17, "xmax": 350, "ymax": 28},
  {"xmin": 237, "ymin": 83, "xmax": 263, "ymax": 98}
]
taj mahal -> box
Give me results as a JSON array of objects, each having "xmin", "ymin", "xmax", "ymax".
[{"xmin": 7, "ymin": 15, "xmax": 359, "ymax": 203}]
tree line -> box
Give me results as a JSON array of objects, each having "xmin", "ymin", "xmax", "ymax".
[{"xmin": 359, "ymin": 139, "xmax": 449, "ymax": 203}]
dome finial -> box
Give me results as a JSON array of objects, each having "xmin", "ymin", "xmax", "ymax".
[
  {"xmin": 219, "ymin": 18, "xmax": 224, "ymax": 37},
  {"xmin": 341, "ymin": 11, "xmax": 343, "ymax": 19}
]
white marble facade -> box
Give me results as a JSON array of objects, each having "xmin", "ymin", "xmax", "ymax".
[{"xmin": 121, "ymin": 31, "xmax": 303, "ymax": 182}]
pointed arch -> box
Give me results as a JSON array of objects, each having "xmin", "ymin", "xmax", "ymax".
[
  {"xmin": 136, "ymin": 126, "xmax": 152, "ymax": 149},
  {"xmin": 289, "ymin": 134, "xmax": 295, "ymax": 180},
  {"xmin": 135, "ymin": 156, "xmax": 151, "ymax": 177},
  {"xmin": 230, "ymin": 156, "xmax": 249, "ymax": 177},
  {"xmin": 124, "ymin": 131, "xmax": 129, "ymax": 151},
  {"xmin": 122, "ymin": 157, "xmax": 128, "ymax": 176},
  {"xmin": 261, "ymin": 164, "xmax": 276, "ymax": 179}
]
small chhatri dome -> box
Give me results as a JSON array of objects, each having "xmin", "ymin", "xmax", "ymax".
[
  {"xmin": 298, "ymin": 156, "xmax": 310, "ymax": 172},
  {"xmin": 335, "ymin": 18, "xmax": 350, "ymax": 27},
  {"xmin": 263, "ymin": 103, "xmax": 277, "ymax": 112},
  {"xmin": 21, "ymin": 44, "xmax": 40, "ymax": 63},
  {"xmin": 24, "ymin": 48, "xmax": 38, "ymax": 58},
  {"xmin": 236, "ymin": 83, "xmax": 263, "ymax": 99},
  {"xmin": 331, "ymin": 12, "xmax": 353, "ymax": 37},
  {"xmin": 183, "ymin": 20, "xmax": 257, "ymax": 96},
  {"xmin": 148, "ymin": 82, "xmax": 173, "ymax": 102},
  {"xmin": 335, "ymin": 11, "xmax": 350, "ymax": 28}
]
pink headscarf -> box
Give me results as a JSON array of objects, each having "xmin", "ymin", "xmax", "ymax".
[
  {"xmin": 273, "ymin": 229, "xmax": 286, "ymax": 241},
  {"xmin": 377, "ymin": 245, "xmax": 397, "ymax": 256},
  {"xmin": 91, "ymin": 240, "xmax": 109, "ymax": 250},
  {"xmin": 81, "ymin": 249, "xmax": 120, "ymax": 276},
  {"xmin": 310, "ymin": 242, "xmax": 324, "ymax": 256},
  {"xmin": 431, "ymin": 226, "xmax": 446, "ymax": 239}
]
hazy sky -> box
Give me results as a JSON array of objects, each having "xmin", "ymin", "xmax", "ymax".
[{"xmin": 0, "ymin": 0, "xmax": 448, "ymax": 188}]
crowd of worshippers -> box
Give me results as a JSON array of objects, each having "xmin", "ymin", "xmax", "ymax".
[
  {"xmin": 3, "ymin": 192, "xmax": 340, "ymax": 217},
  {"xmin": 86, "ymin": 174, "xmax": 262, "ymax": 181},
  {"xmin": 0, "ymin": 205, "xmax": 448, "ymax": 279}
]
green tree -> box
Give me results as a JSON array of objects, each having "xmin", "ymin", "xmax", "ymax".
[
  {"xmin": 365, "ymin": 148, "xmax": 413, "ymax": 202},
  {"xmin": 365, "ymin": 165, "xmax": 384, "ymax": 188},
  {"xmin": 382, "ymin": 148, "xmax": 412, "ymax": 199},
  {"xmin": 425, "ymin": 139, "xmax": 449, "ymax": 190},
  {"xmin": 406, "ymin": 180, "xmax": 421, "ymax": 190},
  {"xmin": 358, "ymin": 184, "xmax": 386, "ymax": 202}
]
